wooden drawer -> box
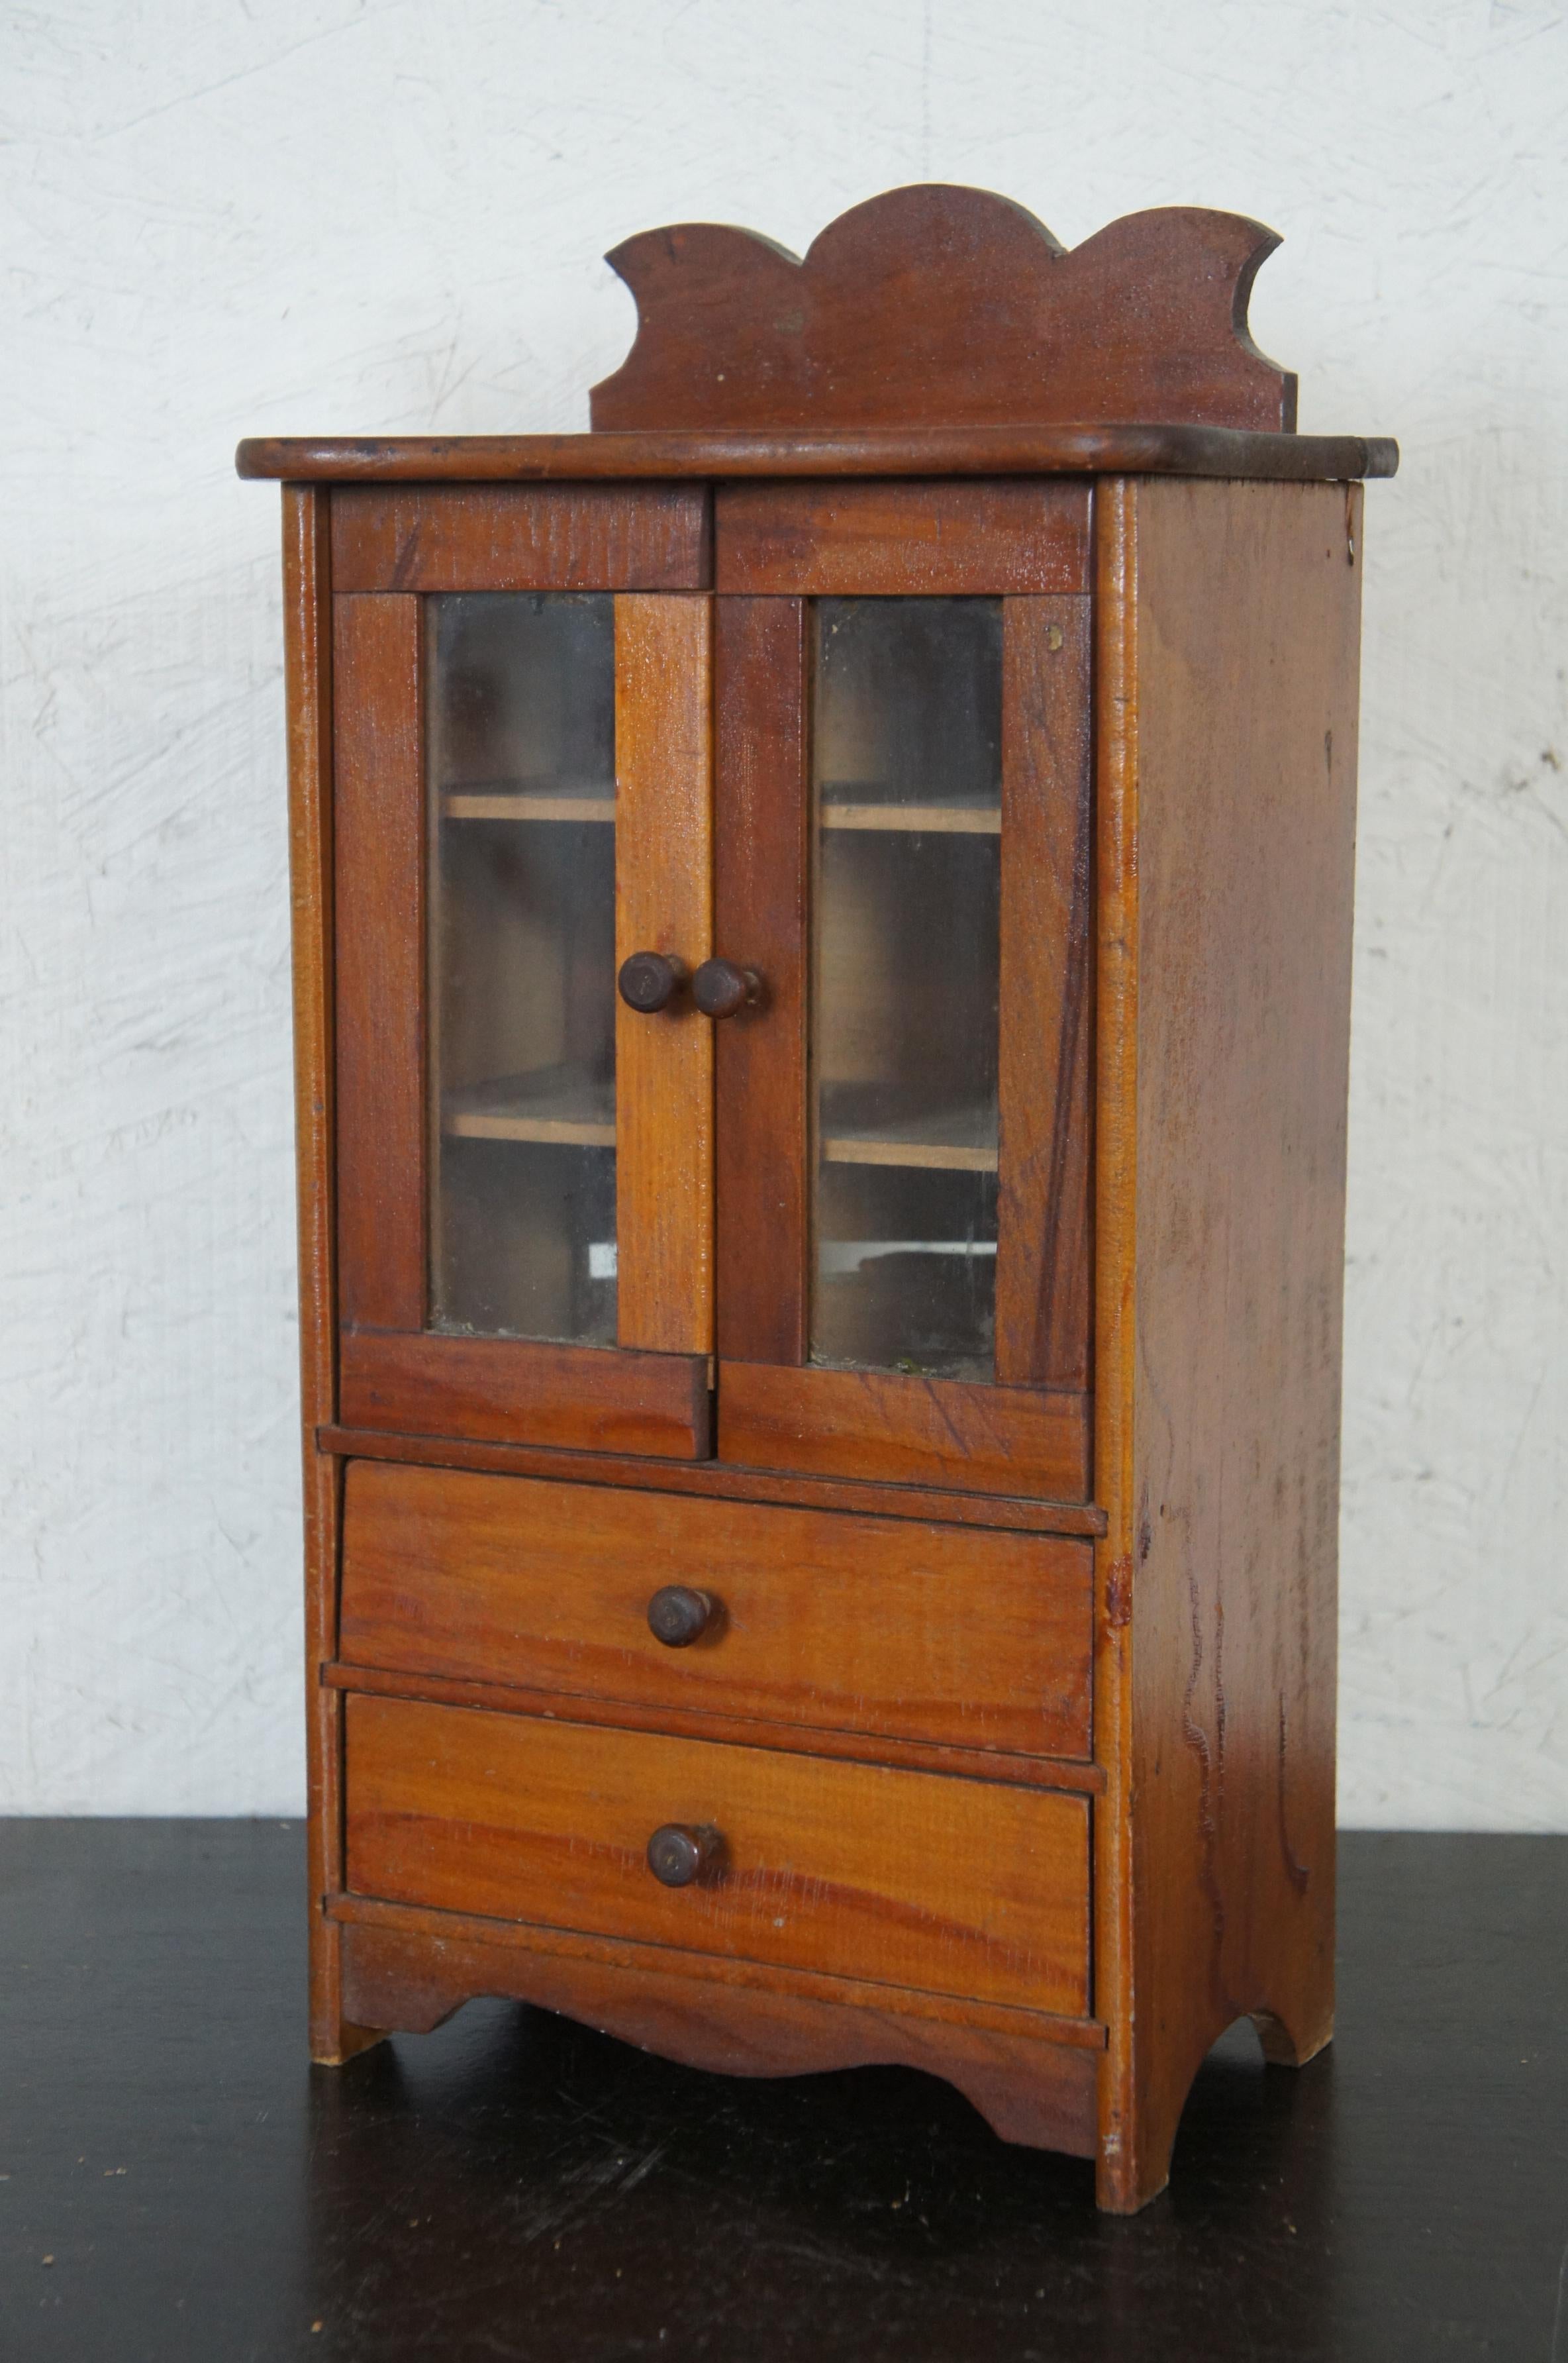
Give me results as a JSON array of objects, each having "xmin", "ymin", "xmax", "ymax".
[
  {"xmin": 338, "ymin": 1460, "xmax": 1093, "ymax": 1762},
  {"xmin": 344, "ymin": 1695, "xmax": 1091, "ymax": 2016}
]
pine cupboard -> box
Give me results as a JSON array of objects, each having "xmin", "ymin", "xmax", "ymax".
[{"xmin": 239, "ymin": 185, "xmax": 1395, "ymax": 2211}]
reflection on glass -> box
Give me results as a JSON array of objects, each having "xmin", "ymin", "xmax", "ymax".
[
  {"xmin": 810, "ymin": 599, "xmax": 1002, "ymax": 1383},
  {"xmin": 427, "ymin": 593, "xmax": 617, "ymax": 1344}
]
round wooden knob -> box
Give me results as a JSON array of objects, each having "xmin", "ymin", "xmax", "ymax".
[
  {"xmin": 618, "ymin": 952, "xmax": 687, "ymax": 1013},
  {"xmin": 646, "ymin": 1823, "xmax": 721, "ymax": 1887},
  {"xmin": 692, "ymin": 958, "xmax": 761, "ymax": 1019},
  {"xmin": 647, "ymin": 1584, "xmax": 714, "ymax": 1647}
]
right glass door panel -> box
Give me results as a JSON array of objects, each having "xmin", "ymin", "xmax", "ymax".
[{"xmin": 810, "ymin": 598, "xmax": 1002, "ymax": 1383}]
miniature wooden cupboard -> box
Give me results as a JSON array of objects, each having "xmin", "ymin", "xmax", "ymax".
[{"xmin": 239, "ymin": 187, "xmax": 1395, "ymax": 2210}]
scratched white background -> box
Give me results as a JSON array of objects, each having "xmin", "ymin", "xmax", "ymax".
[{"xmin": 1, "ymin": 1, "xmax": 1564, "ymax": 1823}]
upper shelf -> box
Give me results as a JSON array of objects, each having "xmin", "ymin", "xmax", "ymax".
[
  {"xmin": 238, "ymin": 186, "xmax": 1396, "ymax": 487},
  {"xmin": 821, "ymin": 801, "xmax": 1000, "ymax": 836},
  {"xmin": 442, "ymin": 785, "xmax": 616, "ymax": 825}
]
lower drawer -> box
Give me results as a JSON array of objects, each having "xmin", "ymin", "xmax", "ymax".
[{"xmin": 344, "ymin": 1695, "xmax": 1091, "ymax": 2018}]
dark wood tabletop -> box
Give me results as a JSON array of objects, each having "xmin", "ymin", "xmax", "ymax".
[{"xmin": 0, "ymin": 1822, "xmax": 1561, "ymax": 2361}]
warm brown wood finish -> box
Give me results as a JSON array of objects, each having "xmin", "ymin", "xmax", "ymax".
[
  {"xmin": 319, "ymin": 1422, "xmax": 1108, "ymax": 1536},
  {"xmin": 719, "ymin": 1363, "xmax": 1091, "ymax": 1501},
  {"xmin": 281, "ymin": 490, "xmax": 381, "ymax": 2064},
  {"xmin": 335, "ymin": 1914, "xmax": 1101, "ymax": 2153},
  {"xmin": 344, "ymin": 1694, "xmax": 1092, "ymax": 2015},
  {"xmin": 251, "ymin": 185, "xmax": 1387, "ymax": 2210},
  {"xmin": 614, "ymin": 594, "xmax": 715, "ymax": 1354},
  {"xmin": 330, "ymin": 483, "xmax": 710, "ymax": 592},
  {"xmin": 712, "ymin": 597, "xmax": 810, "ymax": 1363},
  {"xmin": 337, "ymin": 1919, "xmax": 1100, "ymax": 2164},
  {"xmin": 324, "ymin": 1662, "xmax": 1104, "ymax": 1793},
  {"xmin": 1090, "ymin": 478, "xmax": 1141, "ymax": 2203},
  {"xmin": 336, "ymin": 1460, "xmax": 1093, "ymax": 1759},
  {"xmin": 339, "ymin": 1329, "xmax": 709, "ymax": 1459},
  {"xmin": 332, "ymin": 593, "xmax": 425, "ymax": 1331},
  {"xmin": 996, "ymin": 595, "xmax": 1094, "ymax": 1389},
  {"xmin": 240, "ymin": 424, "xmax": 1398, "ymax": 485},
  {"xmin": 1091, "ymin": 478, "xmax": 1361, "ymax": 2211},
  {"xmin": 332, "ymin": 1891, "xmax": 1104, "ymax": 2048},
  {"xmin": 593, "ymin": 188, "xmax": 1297, "ymax": 432},
  {"xmin": 714, "ymin": 481, "xmax": 1090, "ymax": 595}
]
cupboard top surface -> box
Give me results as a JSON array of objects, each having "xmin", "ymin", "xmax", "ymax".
[{"xmin": 236, "ymin": 423, "xmax": 1398, "ymax": 483}]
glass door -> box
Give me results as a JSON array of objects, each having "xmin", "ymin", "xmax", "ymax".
[
  {"xmin": 710, "ymin": 487, "xmax": 1095, "ymax": 1500},
  {"xmin": 329, "ymin": 488, "xmax": 714, "ymax": 1461},
  {"xmin": 428, "ymin": 592, "xmax": 619, "ymax": 1350},
  {"xmin": 810, "ymin": 597, "xmax": 1002, "ymax": 1383}
]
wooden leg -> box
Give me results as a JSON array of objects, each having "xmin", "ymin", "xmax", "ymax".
[
  {"xmin": 1251, "ymin": 2005, "xmax": 1334, "ymax": 2067},
  {"xmin": 309, "ymin": 1909, "xmax": 388, "ymax": 2064}
]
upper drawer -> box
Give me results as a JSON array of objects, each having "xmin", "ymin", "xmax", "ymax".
[{"xmin": 339, "ymin": 1460, "xmax": 1093, "ymax": 1762}]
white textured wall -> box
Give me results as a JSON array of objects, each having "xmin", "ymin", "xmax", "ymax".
[{"xmin": 2, "ymin": 1, "xmax": 1563, "ymax": 1823}]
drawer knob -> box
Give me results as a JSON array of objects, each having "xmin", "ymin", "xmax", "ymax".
[
  {"xmin": 646, "ymin": 1823, "xmax": 721, "ymax": 1887},
  {"xmin": 692, "ymin": 958, "xmax": 761, "ymax": 1019},
  {"xmin": 647, "ymin": 1584, "xmax": 714, "ymax": 1647},
  {"xmin": 618, "ymin": 951, "xmax": 688, "ymax": 1013}
]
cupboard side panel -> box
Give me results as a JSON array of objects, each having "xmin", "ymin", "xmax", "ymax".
[
  {"xmin": 614, "ymin": 595, "xmax": 715, "ymax": 1356},
  {"xmin": 333, "ymin": 593, "xmax": 426, "ymax": 1332},
  {"xmin": 713, "ymin": 597, "xmax": 810, "ymax": 1364},
  {"xmin": 997, "ymin": 595, "xmax": 1094, "ymax": 1391},
  {"xmin": 281, "ymin": 489, "xmax": 379, "ymax": 2061},
  {"xmin": 1090, "ymin": 479, "xmax": 1140, "ymax": 2203},
  {"xmin": 1126, "ymin": 478, "xmax": 1361, "ymax": 2201}
]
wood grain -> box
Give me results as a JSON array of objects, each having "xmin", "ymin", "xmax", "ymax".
[
  {"xmin": 332, "ymin": 593, "xmax": 425, "ymax": 1331},
  {"xmin": 593, "ymin": 189, "xmax": 1297, "ymax": 432},
  {"xmin": 344, "ymin": 1693, "xmax": 1092, "ymax": 2015},
  {"xmin": 336, "ymin": 1459, "xmax": 1094, "ymax": 1759},
  {"xmin": 1090, "ymin": 478, "xmax": 1142, "ymax": 2205},
  {"xmin": 336, "ymin": 1913, "xmax": 1100, "ymax": 2155},
  {"xmin": 318, "ymin": 1421, "xmax": 1109, "ymax": 1536},
  {"xmin": 238, "ymin": 424, "xmax": 1400, "ymax": 485},
  {"xmin": 712, "ymin": 597, "xmax": 810, "ymax": 1363},
  {"xmin": 330, "ymin": 484, "xmax": 710, "ymax": 592},
  {"xmin": 614, "ymin": 595, "xmax": 714, "ymax": 1354},
  {"xmin": 714, "ymin": 481, "xmax": 1090, "ymax": 595},
  {"xmin": 718, "ymin": 1362, "xmax": 1091, "ymax": 1501},
  {"xmin": 280, "ymin": 489, "xmax": 383, "ymax": 2064},
  {"xmin": 325, "ymin": 1662, "xmax": 1104, "ymax": 1793},
  {"xmin": 339, "ymin": 1329, "xmax": 710, "ymax": 1460},
  {"xmin": 995, "ymin": 595, "xmax": 1093, "ymax": 1389},
  {"xmin": 1106, "ymin": 479, "xmax": 1362, "ymax": 2210}
]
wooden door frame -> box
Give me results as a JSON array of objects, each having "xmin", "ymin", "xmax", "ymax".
[
  {"xmin": 331, "ymin": 487, "xmax": 715, "ymax": 1462},
  {"xmin": 709, "ymin": 485, "xmax": 1094, "ymax": 1503}
]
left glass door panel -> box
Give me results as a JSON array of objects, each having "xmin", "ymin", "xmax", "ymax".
[{"xmin": 426, "ymin": 593, "xmax": 617, "ymax": 1346}]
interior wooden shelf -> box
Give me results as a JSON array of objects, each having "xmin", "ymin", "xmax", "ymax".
[
  {"xmin": 444, "ymin": 1066, "xmax": 615, "ymax": 1148},
  {"xmin": 820, "ymin": 801, "xmax": 1000, "ymax": 836},
  {"xmin": 819, "ymin": 1095, "xmax": 999, "ymax": 1174},
  {"xmin": 441, "ymin": 781, "xmax": 616, "ymax": 825}
]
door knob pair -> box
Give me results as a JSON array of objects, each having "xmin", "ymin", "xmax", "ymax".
[{"xmin": 618, "ymin": 953, "xmax": 761, "ymax": 1018}]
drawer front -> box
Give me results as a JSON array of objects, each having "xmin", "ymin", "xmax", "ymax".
[
  {"xmin": 344, "ymin": 1695, "xmax": 1091, "ymax": 2016},
  {"xmin": 339, "ymin": 1460, "xmax": 1093, "ymax": 1760}
]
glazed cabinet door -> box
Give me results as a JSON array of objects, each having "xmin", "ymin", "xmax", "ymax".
[
  {"xmin": 329, "ymin": 486, "xmax": 716, "ymax": 1459},
  {"xmin": 710, "ymin": 484, "xmax": 1094, "ymax": 1499}
]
